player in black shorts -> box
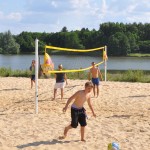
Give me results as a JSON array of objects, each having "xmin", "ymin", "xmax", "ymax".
[{"xmin": 59, "ymin": 81, "xmax": 96, "ymax": 142}]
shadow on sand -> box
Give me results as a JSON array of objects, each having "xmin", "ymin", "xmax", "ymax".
[{"xmin": 16, "ymin": 139, "xmax": 79, "ymax": 149}]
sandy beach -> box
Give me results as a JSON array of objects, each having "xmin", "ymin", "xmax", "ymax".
[{"xmin": 0, "ymin": 77, "xmax": 149, "ymax": 150}]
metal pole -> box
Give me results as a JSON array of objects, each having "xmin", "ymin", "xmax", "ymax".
[
  {"xmin": 35, "ymin": 38, "xmax": 39, "ymax": 114},
  {"xmin": 104, "ymin": 45, "xmax": 107, "ymax": 82}
]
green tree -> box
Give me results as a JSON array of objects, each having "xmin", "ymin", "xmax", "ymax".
[
  {"xmin": 58, "ymin": 32, "xmax": 84, "ymax": 55},
  {"xmin": 66, "ymin": 32, "xmax": 83, "ymax": 48},
  {"xmin": 126, "ymin": 32, "xmax": 139, "ymax": 53},
  {"xmin": 12, "ymin": 22, "xmax": 150, "ymax": 56},
  {"xmin": 0, "ymin": 30, "xmax": 20, "ymax": 54},
  {"xmin": 108, "ymin": 32, "xmax": 130, "ymax": 56},
  {"xmin": 16, "ymin": 32, "xmax": 34, "ymax": 53},
  {"xmin": 61, "ymin": 26, "xmax": 68, "ymax": 32},
  {"xmin": 139, "ymin": 41, "xmax": 150, "ymax": 53}
]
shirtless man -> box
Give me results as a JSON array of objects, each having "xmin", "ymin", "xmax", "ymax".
[
  {"xmin": 60, "ymin": 81, "xmax": 96, "ymax": 142},
  {"xmin": 88, "ymin": 62, "xmax": 103, "ymax": 97}
]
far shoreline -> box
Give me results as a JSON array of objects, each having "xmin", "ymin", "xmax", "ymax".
[{"xmin": 1, "ymin": 53, "xmax": 150, "ymax": 57}]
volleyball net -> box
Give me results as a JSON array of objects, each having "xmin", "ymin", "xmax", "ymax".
[{"xmin": 42, "ymin": 45, "xmax": 107, "ymax": 73}]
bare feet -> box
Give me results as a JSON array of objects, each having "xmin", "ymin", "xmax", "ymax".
[
  {"xmin": 59, "ymin": 135, "xmax": 66, "ymax": 140},
  {"xmin": 59, "ymin": 127, "xmax": 67, "ymax": 140},
  {"xmin": 52, "ymin": 98, "xmax": 55, "ymax": 101},
  {"xmin": 81, "ymin": 139, "xmax": 86, "ymax": 142}
]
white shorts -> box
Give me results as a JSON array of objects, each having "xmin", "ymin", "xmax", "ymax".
[{"xmin": 54, "ymin": 82, "xmax": 66, "ymax": 89}]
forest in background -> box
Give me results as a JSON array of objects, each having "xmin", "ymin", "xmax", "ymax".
[{"xmin": 0, "ymin": 22, "xmax": 150, "ymax": 56}]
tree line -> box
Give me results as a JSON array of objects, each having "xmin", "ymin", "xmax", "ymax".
[{"xmin": 0, "ymin": 22, "xmax": 150, "ymax": 56}]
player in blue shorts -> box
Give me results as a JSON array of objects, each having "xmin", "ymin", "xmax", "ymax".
[{"xmin": 88, "ymin": 62, "xmax": 103, "ymax": 97}]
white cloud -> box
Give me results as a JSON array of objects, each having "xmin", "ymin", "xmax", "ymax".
[
  {"xmin": 70, "ymin": 0, "xmax": 90, "ymax": 9},
  {"xmin": 0, "ymin": 11, "xmax": 4, "ymax": 19},
  {"xmin": 126, "ymin": 3, "xmax": 138, "ymax": 13},
  {"xmin": 51, "ymin": 1, "xmax": 58, "ymax": 8},
  {"xmin": 96, "ymin": 0, "xmax": 108, "ymax": 20},
  {"xmin": 7, "ymin": 12, "xmax": 22, "ymax": 21},
  {"xmin": 0, "ymin": 11, "xmax": 22, "ymax": 21},
  {"xmin": 101, "ymin": 0, "xmax": 107, "ymax": 14},
  {"xmin": 126, "ymin": 12, "xmax": 150, "ymax": 23}
]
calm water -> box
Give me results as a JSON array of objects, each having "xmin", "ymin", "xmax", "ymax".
[{"xmin": 0, "ymin": 54, "xmax": 149, "ymax": 70}]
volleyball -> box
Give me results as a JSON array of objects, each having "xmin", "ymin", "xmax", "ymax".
[{"xmin": 108, "ymin": 142, "xmax": 120, "ymax": 150}]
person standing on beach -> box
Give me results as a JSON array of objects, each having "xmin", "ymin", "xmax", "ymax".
[
  {"xmin": 59, "ymin": 81, "xmax": 96, "ymax": 142},
  {"xmin": 88, "ymin": 62, "xmax": 103, "ymax": 97},
  {"xmin": 30, "ymin": 60, "xmax": 35, "ymax": 89},
  {"xmin": 53, "ymin": 64, "xmax": 67, "ymax": 100}
]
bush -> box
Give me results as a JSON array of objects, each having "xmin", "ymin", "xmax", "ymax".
[
  {"xmin": 0, "ymin": 67, "xmax": 150, "ymax": 83},
  {"xmin": 0, "ymin": 67, "xmax": 12, "ymax": 77},
  {"xmin": 0, "ymin": 67, "xmax": 31, "ymax": 77},
  {"xmin": 122, "ymin": 70, "xmax": 143, "ymax": 82},
  {"xmin": 107, "ymin": 70, "xmax": 150, "ymax": 83}
]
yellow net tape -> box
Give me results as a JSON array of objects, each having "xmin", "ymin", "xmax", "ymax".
[
  {"xmin": 47, "ymin": 61, "xmax": 104, "ymax": 73},
  {"xmin": 43, "ymin": 45, "xmax": 105, "ymax": 73},
  {"xmin": 45, "ymin": 45, "xmax": 104, "ymax": 52}
]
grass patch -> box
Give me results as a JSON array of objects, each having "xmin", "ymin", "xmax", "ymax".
[
  {"xmin": 0, "ymin": 67, "xmax": 150, "ymax": 83},
  {"xmin": 107, "ymin": 70, "xmax": 150, "ymax": 83},
  {"xmin": 128, "ymin": 53, "xmax": 150, "ymax": 57},
  {"xmin": 0, "ymin": 67, "xmax": 31, "ymax": 77}
]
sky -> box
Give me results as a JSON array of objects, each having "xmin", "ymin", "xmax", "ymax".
[{"xmin": 0, "ymin": 0, "xmax": 150, "ymax": 35}]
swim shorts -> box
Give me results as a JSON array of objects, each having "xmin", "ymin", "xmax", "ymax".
[
  {"xmin": 54, "ymin": 82, "xmax": 66, "ymax": 89},
  {"xmin": 31, "ymin": 75, "xmax": 35, "ymax": 81},
  {"xmin": 92, "ymin": 78, "xmax": 99, "ymax": 86},
  {"xmin": 71, "ymin": 107, "xmax": 87, "ymax": 128}
]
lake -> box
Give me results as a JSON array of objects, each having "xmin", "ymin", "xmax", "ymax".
[{"xmin": 0, "ymin": 54, "xmax": 149, "ymax": 70}]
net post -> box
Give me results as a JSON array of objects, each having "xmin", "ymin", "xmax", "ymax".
[
  {"xmin": 104, "ymin": 45, "xmax": 107, "ymax": 82},
  {"xmin": 35, "ymin": 38, "xmax": 39, "ymax": 114}
]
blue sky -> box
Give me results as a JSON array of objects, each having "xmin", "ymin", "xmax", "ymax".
[{"xmin": 0, "ymin": 0, "xmax": 150, "ymax": 35}]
